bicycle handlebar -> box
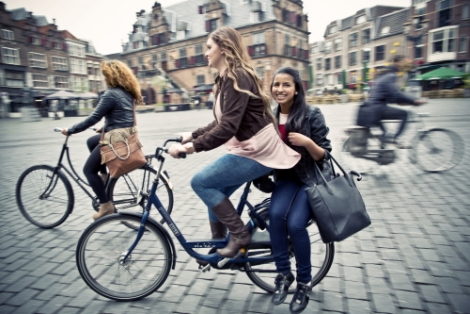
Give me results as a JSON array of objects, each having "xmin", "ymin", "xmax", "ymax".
[{"xmin": 156, "ymin": 138, "xmax": 186, "ymax": 159}]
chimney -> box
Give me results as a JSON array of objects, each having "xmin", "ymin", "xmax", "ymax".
[
  {"xmin": 53, "ymin": 18, "xmax": 56, "ymax": 24},
  {"xmin": 0, "ymin": 2, "xmax": 6, "ymax": 11}
]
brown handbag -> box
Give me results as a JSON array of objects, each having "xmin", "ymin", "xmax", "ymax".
[{"xmin": 99, "ymin": 104, "xmax": 147, "ymax": 178}]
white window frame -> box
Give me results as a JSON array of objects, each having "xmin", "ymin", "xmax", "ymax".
[
  {"xmin": 70, "ymin": 58, "xmax": 86, "ymax": 74},
  {"xmin": 349, "ymin": 50, "xmax": 358, "ymax": 66},
  {"xmin": 1, "ymin": 29, "xmax": 14, "ymax": 40},
  {"xmin": 32, "ymin": 73, "xmax": 49, "ymax": 88},
  {"xmin": 316, "ymin": 73, "xmax": 323, "ymax": 86},
  {"xmin": 334, "ymin": 39, "xmax": 342, "ymax": 51},
  {"xmin": 381, "ymin": 26, "xmax": 390, "ymax": 35},
  {"xmin": 68, "ymin": 43, "xmax": 85, "ymax": 57},
  {"xmin": 253, "ymin": 32, "xmax": 266, "ymax": 45},
  {"xmin": 330, "ymin": 26, "xmax": 337, "ymax": 34},
  {"xmin": 356, "ymin": 15, "xmax": 366, "ymax": 25},
  {"xmin": 52, "ymin": 56, "xmax": 68, "ymax": 71},
  {"xmin": 458, "ymin": 37, "xmax": 468, "ymax": 53},
  {"xmin": 28, "ymin": 52, "xmax": 48, "ymax": 68},
  {"xmin": 431, "ymin": 27, "xmax": 457, "ymax": 54},
  {"xmin": 324, "ymin": 41, "xmax": 332, "ymax": 54},
  {"xmin": 349, "ymin": 32, "xmax": 358, "ymax": 48},
  {"xmin": 54, "ymin": 76, "xmax": 69, "ymax": 89},
  {"xmin": 1, "ymin": 47, "xmax": 20, "ymax": 65},
  {"xmin": 5, "ymin": 71, "xmax": 24, "ymax": 87},
  {"xmin": 32, "ymin": 36, "xmax": 40, "ymax": 45},
  {"xmin": 316, "ymin": 58, "xmax": 322, "ymax": 70},
  {"xmin": 311, "ymin": 46, "xmax": 318, "ymax": 54}
]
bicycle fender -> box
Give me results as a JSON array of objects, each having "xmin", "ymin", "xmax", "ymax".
[{"xmin": 118, "ymin": 211, "xmax": 177, "ymax": 270}]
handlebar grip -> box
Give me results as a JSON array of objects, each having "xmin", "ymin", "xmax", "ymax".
[
  {"xmin": 54, "ymin": 127, "xmax": 62, "ymax": 132},
  {"xmin": 178, "ymin": 153, "xmax": 186, "ymax": 159},
  {"xmin": 349, "ymin": 170, "xmax": 362, "ymax": 181}
]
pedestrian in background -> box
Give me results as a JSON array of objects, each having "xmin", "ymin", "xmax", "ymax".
[
  {"xmin": 60, "ymin": 60, "xmax": 143, "ymax": 220},
  {"xmin": 269, "ymin": 67, "xmax": 333, "ymax": 313},
  {"xmin": 168, "ymin": 27, "xmax": 300, "ymax": 260}
]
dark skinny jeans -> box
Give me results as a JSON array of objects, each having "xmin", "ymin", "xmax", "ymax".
[
  {"xmin": 84, "ymin": 134, "xmax": 108, "ymax": 204},
  {"xmin": 269, "ymin": 176, "xmax": 313, "ymax": 284}
]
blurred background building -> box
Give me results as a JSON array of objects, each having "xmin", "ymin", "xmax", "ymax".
[
  {"xmin": 0, "ymin": 1, "xmax": 105, "ymax": 118},
  {"xmin": 112, "ymin": 0, "xmax": 310, "ymax": 105}
]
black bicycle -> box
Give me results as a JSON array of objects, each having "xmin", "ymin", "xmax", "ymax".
[
  {"xmin": 15, "ymin": 128, "xmax": 173, "ymax": 229},
  {"xmin": 75, "ymin": 138, "xmax": 335, "ymax": 301}
]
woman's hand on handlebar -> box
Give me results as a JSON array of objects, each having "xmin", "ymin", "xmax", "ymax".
[
  {"xmin": 61, "ymin": 128, "xmax": 70, "ymax": 136},
  {"xmin": 168, "ymin": 143, "xmax": 188, "ymax": 159},
  {"xmin": 414, "ymin": 99, "xmax": 427, "ymax": 106},
  {"xmin": 177, "ymin": 132, "xmax": 193, "ymax": 144}
]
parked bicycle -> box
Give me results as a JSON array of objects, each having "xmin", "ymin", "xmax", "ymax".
[
  {"xmin": 15, "ymin": 128, "xmax": 173, "ymax": 229},
  {"xmin": 340, "ymin": 110, "xmax": 465, "ymax": 173},
  {"xmin": 75, "ymin": 138, "xmax": 335, "ymax": 301}
]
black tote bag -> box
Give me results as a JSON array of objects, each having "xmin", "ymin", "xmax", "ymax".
[{"xmin": 306, "ymin": 151, "xmax": 371, "ymax": 243}]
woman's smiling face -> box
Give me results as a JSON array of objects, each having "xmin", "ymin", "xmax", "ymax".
[{"xmin": 271, "ymin": 73, "xmax": 296, "ymax": 107}]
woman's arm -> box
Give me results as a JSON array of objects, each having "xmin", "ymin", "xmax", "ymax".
[{"xmin": 67, "ymin": 91, "xmax": 114, "ymax": 134}]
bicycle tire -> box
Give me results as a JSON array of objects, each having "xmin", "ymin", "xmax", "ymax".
[
  {"xmin": 16, "ymin": 164, "xmax": 74, "ymax": 229},
  {"xmin": 413, "ymin": 128, "xmax": 465, "ymax": 173},
  {"xmin": 245, "ymin": 204, "xmax": 335, "ymax": 293},
  {"xmin": 107, "ymin": 165, "xmax": 173, "ymax": 226},
  {"xmin": 76, "ymin": 214, "xmax": 172, "ymax": 301}
]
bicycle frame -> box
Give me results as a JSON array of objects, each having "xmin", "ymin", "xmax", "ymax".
[{"xmin": 122, "ymin": 140, "xmax": 273, "ymax": 269}]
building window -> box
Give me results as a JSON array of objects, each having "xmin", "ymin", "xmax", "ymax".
[
  {"xmin": 324, "ymin": 41, "xmax": 332, "ymax": 54},
  {"xmin": 349, "ymin": 51, "xmax": 357, "ymax": 66},
  {"xmin": 381, "ymin": 26, "xmax": 390, "ymax": 36},
  {"xmin": 28, "ymin": 53, "xmax": 47, "ymax": 68},
  {"xmin": 252, "ymin": 32, "xmax": 266, "ymax": 57},
  {"xmin": 325, "ymin": 58, "xmax": 331, "ymax": 71},
  {"xmin": 68, "ymin": 43, "xmax": 85, "ymax": 57},
  {"xmin": 195, "ymin": 44, "xmax": 205, "ymax": 64},
  {"xmin": 206, "ymin": 19, "xmax": 219, "ymax": 32},
  {"xmin": 127, "ymin": 59, "xmax": 132, "ymax": 67},
  {"xmin": 431, "ymin": 28, "xmax": 457, "ymax": 54},
  {"xmin": 414, "ymin": 37, "xmax": 424, "ymax": 58},
  {"xmin": 330, "ymin": 25, "xmax": 337, "ymax": 34},
  {"xmin": 31, "ymin": 36, "xmax": 40, "ymax": 45},
  {"xmin": 463, "ymin": 4, "xmax": 469, "ymax": 20},
  {"xmin": 138, "ymin": 56, "xmax": 143, "ymax": 65},
  {"xmin": 334, "ymin": 39, "xmax": 342, "ymax": 51},
  {"xmin": 362, "ymin": 29, "xmax": 371, "ymax": 44},
  {"xmin": 311, "ymin": 46, "xmax": 318, "ymax": 54},
  {"xmin": 356, "ymin": 15, "xmax": 366, "ymax": 24},
  {"xmin": 1, "ymin": 29, "xmax": 14, "ymax": 40},
  {"xmin": 362, "ymin": 50, "xmax": 370, "ymax": 63},
  {"xmin": 438, "ymin": 0, "xmax": 452, "ymax": 27},
  {"xmin": 250, "ymin": 11, "xmax": 261, "ymax": 23},
  {"xmin": 459, "ymin": 37, "xmax": 468, "ymax": 53},
  {"xmin": 5, "ymin": 71, "xmax": 24, "ymax": 87},
  {"xmin": 1, "ymin": 47, "xmax": 20, "ymax": 65},
  {"xmin": 375, "ymin": 45, "xmax": 385, "ymax": 61},
  {"xmin": 54, "ymin": 76, "xmax": 69, "ymax": 89},
  {"xmin": 415, "ymin": 7, "xmax": 427, "ymax": 30},
  {"xmin": 256, "ymin": 66, "xmax": 265, "ymax": 81},
  {"xmin": 70, "ymin": 58, "xmax": 86, "ymax": 74},
  {"xmin": 196, "ymin": 74, "xmax": 205, "ymax": 85},
  {"xmin": 152, "ymin": 53, "xmax": 158, "ymax": 63},
  {"xmin": 334, "ymin": 56, "xmax": 341, "ymax": 69},
  {"xmin": 316, "ymin": 58, "xmax": 322, "ymax": 70},
  {"xmin": 51, "ymin": 56, "xmax": 68, "ymax": 71},
  {"xmin": 32, "ymin": 74, "xmax": 49, "ymax": 88},
  {"xmin": 349, "ymin": 33, "xmax": 358, "ymax": 48},
  {"xmin": 316, "ymin": 73, "xmax": 323, "ymax": 86}
]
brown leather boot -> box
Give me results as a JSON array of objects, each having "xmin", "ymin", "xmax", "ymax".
[
  {"xmin": 211, "ymin": 198, "xmax": 251, "ymax": 258},
  {"xmin": 92, "ymin": 201, "xmax": 115, "ymax": 221},
  {"xmin": 196, "ymin": 220, "xmax": 227, "ymax": 267}
]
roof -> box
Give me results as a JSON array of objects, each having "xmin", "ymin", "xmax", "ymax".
[
  {"xmin": 374, "ymin": 8, "xmax": 409, "ymax": 39},
  {"xmin": 10, "ymin": 8, "xmax": 31, "ymax": 20},
  {"xmin": 123, "ymin": 0, "xmax": 277, "ymax": 53},
  {"xmin": 324, "ymin": 5, "xmax": 406, "ymax": 38},
  {"xmin": 33, "ymin": 15, "xmax": 49, "ymax": 26}
]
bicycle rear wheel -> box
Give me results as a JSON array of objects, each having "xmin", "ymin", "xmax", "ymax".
[
  {"xmin": 107, "ymin": 165, "xmax": 173, "ymax": 226},
  {"xmin": 413, "ymin": 128, "xmax": 464, "ymax": 173},
  {"xmin": 16, "ymin": 165, "xmax": 74, "ymax": 229},
  {"xmin": 245, "ymin": 204, "xmax": 335, "ymax": 293},
  {"xmin": 76, "ymin": 215, "xmax": 171, "ymax": 301}
]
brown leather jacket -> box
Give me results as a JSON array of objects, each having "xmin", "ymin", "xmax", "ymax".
[{"xmin": 192, "ymin": 67, "xmax": 273, "ymax": 152}]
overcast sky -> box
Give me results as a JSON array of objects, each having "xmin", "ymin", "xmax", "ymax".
[{"xmin": 4, "ymin": 0, "xmax": 411, "ymax": 55}]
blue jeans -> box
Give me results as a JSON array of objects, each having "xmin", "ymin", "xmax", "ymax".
[
  {"xmin": 269, "ymin": 178, "xmax": 313, "ymax": 283},
  {"xmin": 191, "ymin": 154, "xmax": 272, "ymax": 221}
]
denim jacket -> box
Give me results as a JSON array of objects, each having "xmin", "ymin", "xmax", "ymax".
[
  {"xmin": 273, "ymin": 105, "xmax": 334, "ymax": 186},
  {"xmin": 67, "ymin": 87, "xmax": 135, "ymax": 134}
]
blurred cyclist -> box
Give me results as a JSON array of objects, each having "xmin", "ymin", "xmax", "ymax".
[{"xmin": 357, "ymin": 55, "xmax": 426, "ymax": 145}]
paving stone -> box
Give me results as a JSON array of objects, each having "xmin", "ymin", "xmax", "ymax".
[
  {"xmin": 446, "ymin": 293, "xmax": 469, "ymax": 313},
  {"xmin": 371, "ymin": 293, "xmax": 396, "ymax": 313},
  {"xmin": 322, "ymin": 293, "xmax": 344, "ymax": 312},
  {"xmin": 418, "ymin": 284, "xmax": 446, "ymax": 304},
  {"xmin": 389, "ymin": 273, "xmax": 417, "ymax": 292},
  {"xmin": 395, "ymin": 290, "xmax": 424, "ymax": 310},
  {"xmin": 346, "ymin": 298, "xmax": 373, "ymax": 314},
  {"xmin": 344, "ymin": 281, "xmax": 368, "ymax": 300}
]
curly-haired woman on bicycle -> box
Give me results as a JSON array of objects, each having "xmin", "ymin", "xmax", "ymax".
[
  {"xmin": 168, "ymin": 27, "xmax": 300, "ymax": 259},
  {"xmin": 61, "ymin": 60, "xmax": 143, "ymax": 220},
  {"xmin": 269, "ymin": 67, "xmax": 333, "ymax": 313}
]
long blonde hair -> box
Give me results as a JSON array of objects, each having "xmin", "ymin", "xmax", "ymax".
[
  {"xmin": 209, "ymin": 27, "xmax": 275, "ymax": 123},
  {"xmin": 101, "ymin": 60, "xmax": 143, "ymax": 104}
]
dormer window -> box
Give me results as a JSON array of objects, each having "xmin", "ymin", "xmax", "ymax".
[
  {"xmin": 206, "ymin": 19, "xmax": 219, "ymax": 32},
  {"xmin": 198, "ymin": 5, "xmax": 205, "ymax": 14},
  {"xmin": 329, "ymin": 26, "xmax": 337, "ymax": 34},
  {"xmin": 381, "ymin": 26, "xmax": 390, "ymax": 35},
  {"xmin": 356, "ymin": 15, "xmax": 366, "ymax": 24},
  {"xmin": 176, "ymin": 31, "xmax": 185, "ymax": 40},
  {"xmin": 250, "ymin": 12, "xmax": 260, "ymax": 23}
]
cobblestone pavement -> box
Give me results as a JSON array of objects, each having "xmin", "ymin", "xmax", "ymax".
[{"xmin": 0, "ymin": 99, "xmax": 469, "ymax": 314}]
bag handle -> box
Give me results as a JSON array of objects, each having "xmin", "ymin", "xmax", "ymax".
[{"xmin": 313, "ymin": 151, "xmax": 355, "ymax": 193}]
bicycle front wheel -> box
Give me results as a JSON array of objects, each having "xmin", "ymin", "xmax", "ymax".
[
  {"xmin": 76, "ymin": 214, "xmax": 172, "ymax": 301},
  {"xmin": 245, "ymin": 206, "xmax": 335, "ymax": 293},
  {"xmin": 413, "ymin": 128, "xmax": 465, "ymax": 173},
  {"xmin": 16, "ymin": 165, "xmax": 74, "ymax": 228},
  {"xmin": 107, "ymin": 165, "xmax": 173, "ymax": 224}
]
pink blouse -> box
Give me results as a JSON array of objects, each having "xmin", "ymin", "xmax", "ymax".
[{"xmin": 214, "ymin": 94, "xmax": 300, "ymax": 169}]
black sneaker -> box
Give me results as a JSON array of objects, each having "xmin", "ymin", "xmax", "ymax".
[
  {"xmin": 289, "ymin": 282, "xmax": 311, "ymax": 313},
  {"xmin": 271, "ymin": 272, "xmax": 295, "ymax": 305}
]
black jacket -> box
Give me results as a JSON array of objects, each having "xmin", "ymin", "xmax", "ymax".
[
  {"xmin": 357, "ymin": 66, "xmax": 416, "ymax": 127},
  {"xmin": 67, "ymin": 87, "xmax": 135, "ymax": 134},
  {"xmin": 273, "ymin": 105, "xmax": 334, "ymax": 186}
]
